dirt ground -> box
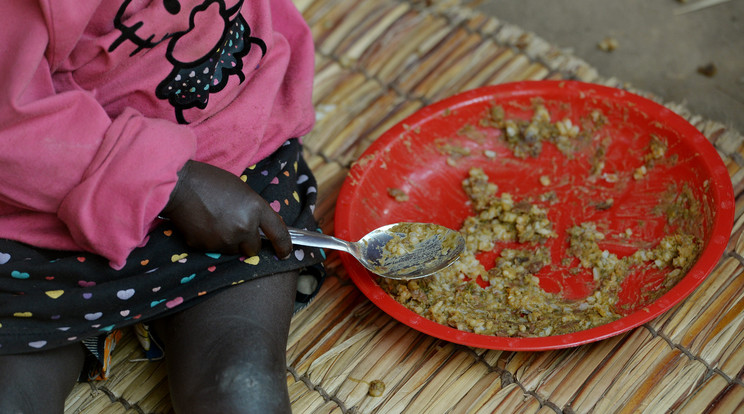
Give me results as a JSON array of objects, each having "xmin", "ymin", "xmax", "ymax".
[{"xmin": 474, "ymin": 0, "xmax": 744, "ymax": 134}]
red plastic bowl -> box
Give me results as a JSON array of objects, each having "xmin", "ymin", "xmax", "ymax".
[{"xmin": 334, "ymin": 80, "xmax": 734, "ymax": 351}]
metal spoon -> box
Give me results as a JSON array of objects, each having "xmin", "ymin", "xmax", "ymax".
[{"xmin": 287, "ymin": 223, "xmax": 465, "ymax": 280}]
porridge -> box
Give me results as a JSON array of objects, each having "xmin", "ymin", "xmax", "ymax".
[{"xmin": 379, "ymin": 101, "xmax": 702, "ymax": 337}]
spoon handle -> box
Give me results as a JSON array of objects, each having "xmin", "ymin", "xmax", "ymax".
[{"xmin": 287, "ymin": 227, "xmax": 353, "ymax": 254}]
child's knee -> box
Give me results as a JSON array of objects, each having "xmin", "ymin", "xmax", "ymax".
[
  {"xmin": 176, "ymin": 344, "xmax": 290, "ymax": 413},
  {"xmin": 215, "ymin": 350, "xmax": 285, "ymax": 395},
  {"xmin": 216, "ymin": 359, "xmax": 288, "ymax": 401},
  {"xmin": 185, "ymin": 367, "xmax": 290, "ymax": 413}
]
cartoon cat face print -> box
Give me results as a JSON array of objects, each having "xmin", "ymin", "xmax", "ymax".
[{"xmin": 109, "ymin": 0, "xmax": 266, "ymax": 124}]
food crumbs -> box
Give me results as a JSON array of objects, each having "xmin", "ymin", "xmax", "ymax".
[
  {"xmin": 697, "ymin": 63, "xmax": 717, "ymax": 77},
  {"xmin": 368, "ymin": 380, "xmax": 385, "ymax": 397},
  {"xmin": 633, "ymin": 165, "xmax": 647, "ymax": 180},
  {"xmin": 387, "ymin": 188, "xmax": 409, "ymax": 202},
  {"xmin": 597, "ymin": 37, "xmax": 619, "ymax": 52},
  {"xmin": 595, "ymin": 199, "xmax": 614, "ymax": 211}
]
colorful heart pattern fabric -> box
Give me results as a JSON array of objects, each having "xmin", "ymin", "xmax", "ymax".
[{"xmin": 0, "ymin": 139, "xmax": 325, "ymax": 354}]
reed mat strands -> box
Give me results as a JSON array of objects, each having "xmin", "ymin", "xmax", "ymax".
[{"xmin": 65, "ymin": 0, "xmax": 744, "ymax": 412}]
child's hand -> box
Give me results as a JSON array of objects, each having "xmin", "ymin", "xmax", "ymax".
[{"xmin": 162, "ymin": 160, "xmax": 293, "ymax": 259}]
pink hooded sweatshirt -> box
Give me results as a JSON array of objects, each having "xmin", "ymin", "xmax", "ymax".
[{"xmin": 0, "ymin": 0, "xmax": 316, "ymax": 267}]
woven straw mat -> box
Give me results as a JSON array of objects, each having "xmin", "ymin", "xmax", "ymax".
[{"xmin": 64, "ymin": 0, "xmax": 744, "ymax": 413}]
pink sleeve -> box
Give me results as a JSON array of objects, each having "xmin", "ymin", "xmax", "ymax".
[{"xmin": 0, "ymin": 2, "xmax": 196, "ymax": 265}]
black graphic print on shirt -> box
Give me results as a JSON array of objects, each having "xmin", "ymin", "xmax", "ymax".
[{"xmin": 109, "ymin": 0, "xmax": 266, "ymax": 124}]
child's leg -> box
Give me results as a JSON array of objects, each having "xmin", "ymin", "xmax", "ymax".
[
  {"xmin": 152, "ymin": 270, "xmax": 299, "ymax": 414},
  {"xmin": 0, "ymin": 343, "xmax": 85, "ymax": 413}
]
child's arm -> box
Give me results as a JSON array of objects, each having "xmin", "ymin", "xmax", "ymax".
[{"xmin": 0, "ymin": 2, "xmax": 196, "ymax": 266}]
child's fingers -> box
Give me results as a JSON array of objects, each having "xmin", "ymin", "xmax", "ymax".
[
  {"xmin": 239, "ymin": 239, "xmax": 261, "ymax": 258},
  {"xmin": 258, "ymin": 211, "xmax": 292, "ymax": 259}
]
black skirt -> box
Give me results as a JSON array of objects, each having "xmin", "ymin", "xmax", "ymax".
[{"xmin": 0, "ymin": 139, "xmax": 325, "ymax": 355}]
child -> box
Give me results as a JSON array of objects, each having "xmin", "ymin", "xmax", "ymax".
[{"xmin": 0, "ymin": 0, "xmax": 325, "ymax": 412}]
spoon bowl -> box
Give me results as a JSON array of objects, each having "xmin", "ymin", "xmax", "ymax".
[{"xmin": 287, "ymin": 223, "xmax": 464, "ymax": 279}]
